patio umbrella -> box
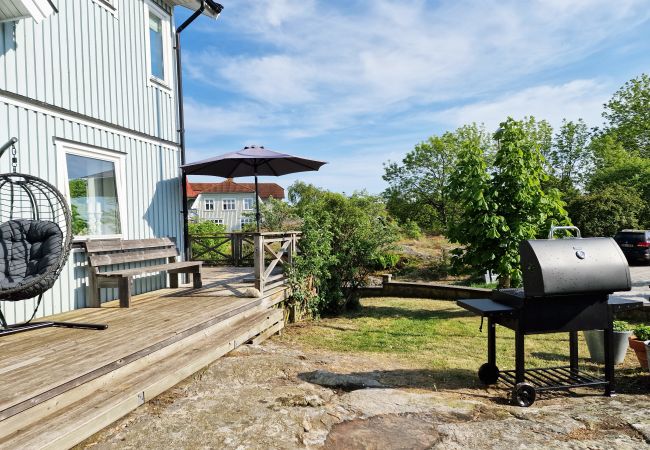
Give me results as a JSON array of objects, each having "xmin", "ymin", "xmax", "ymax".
[{"xmin": 181, "ymin": 145, "xmax": 326, "ymax": 231}]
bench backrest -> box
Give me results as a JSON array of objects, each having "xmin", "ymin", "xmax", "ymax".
[{"xmin": 85, "ymin": 238, "xmax": 179, "ymax": 271}]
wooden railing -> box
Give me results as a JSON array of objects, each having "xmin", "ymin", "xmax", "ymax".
[
  {"xmin": 188, "ymin": 233, "xmax": 256, "ymax": 266},
  {"xmin": 254, "ymin": 232, "xmax": 300, "ymax": 294},
  {"xmin": 189, "ymin": 231, "xmax": 301, "ymax": 294}
]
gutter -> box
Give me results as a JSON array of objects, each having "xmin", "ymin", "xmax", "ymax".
[{"xmin": 175, "ymin": 0, "xmax": 223, "ymax": 260}]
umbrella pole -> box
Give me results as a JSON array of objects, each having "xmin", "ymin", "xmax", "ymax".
[{"xmin": 255, "ymin": 174, "xmax": 261, "ymax": 232}]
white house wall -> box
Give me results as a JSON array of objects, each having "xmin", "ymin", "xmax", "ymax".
[
  {"xmin": 0, "ymin": 0, "xmax": 183, "ymax": 324},
  {"xmin": 192, "ymin": 193, "xmax": 259, "ymax": 231},
  {"xmin": 0, "ymin": 0, "xmax": 177, "ymax": 142}
]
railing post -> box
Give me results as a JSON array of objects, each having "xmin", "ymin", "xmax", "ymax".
[
  {"xmin": 231, "ymin": 233, "xmax": 238, "ymax": 266},
  {"xmin": 254, "ymin": 233, "xmax": 264, "ymax": 294}
]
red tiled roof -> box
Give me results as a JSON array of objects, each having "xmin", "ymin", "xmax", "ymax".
[{"xmin": 188, "ymin": 179, "xmax": 285, "ymax": 199}]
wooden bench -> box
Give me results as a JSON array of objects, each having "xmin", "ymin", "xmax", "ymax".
[{"xmin": 85, "ymin": 238, "xmax": 203, "ymax": 308}]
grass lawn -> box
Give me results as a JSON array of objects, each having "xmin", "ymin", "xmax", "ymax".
[{"xmin": 284, "ymin": 297, "xmax": 648, "ymax": 392}]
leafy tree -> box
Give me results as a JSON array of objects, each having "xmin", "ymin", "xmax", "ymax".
[
  {"xmin": 567, "ymin": 186, "xmax": 644, "ymax": 237},
  {"xmin": 545, "ymin": 119, "xmax": 593, "ymax": 190},
  {"xmin": 382, "ymin": 130, "xmax": 480, "ymax": 232},
  {"xmin": 601, "ymin": 73, "xmax": 650, "ymax": 157},
  {"xmin": 257, "ymin": 196, "xmax": 299, "ymax": 231},
  {"xmin": 447, "ymin": 117, "xmax": 569, "ymax": 288}
]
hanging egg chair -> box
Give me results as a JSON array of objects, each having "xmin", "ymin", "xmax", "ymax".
[{"xmin": 0, "ymin": 138, "xmax": 106, "ymax": 336}]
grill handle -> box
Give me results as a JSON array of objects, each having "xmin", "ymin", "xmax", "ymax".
[{"xmin": 548, "ymin": 225, "xmax": 581, "ymax": 239}]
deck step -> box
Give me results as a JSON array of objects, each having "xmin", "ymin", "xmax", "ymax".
[{"xmin": 0, "ymin": 308, "xmax": 284, "ymax": 450}]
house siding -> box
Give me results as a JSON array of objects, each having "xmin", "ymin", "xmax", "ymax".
[
  {"xmin": 191, "ymin": 193, "xmax": 258, "ymax": 231},
  {"xmin": 0, "ymin": 0, "xmax": 184, "ymax": 324},
  {"xmin": 0, "ymin": 0, "xmax": 176, "ymax": 142}
]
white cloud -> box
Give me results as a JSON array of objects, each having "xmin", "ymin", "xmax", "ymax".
[
  {"xmin": 185, "ymin": 0, "xmax": 648, "ymax": 139},
  {"xmin": 434, "ymin": 79, "xmax": 612, "ymax": 130}
]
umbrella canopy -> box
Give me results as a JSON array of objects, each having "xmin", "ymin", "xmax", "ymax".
[
  {"xmin": 181, "ymin": 145, "xmax": 326, "ymax": 231},
  {"xmin": 181, "ymin": 145, "xmax": 326, "ymax": 177}
]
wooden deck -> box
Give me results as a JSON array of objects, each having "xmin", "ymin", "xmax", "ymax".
[{"xmin": 0, "ymin": 267, "xmax": 289, "ymax": 449}]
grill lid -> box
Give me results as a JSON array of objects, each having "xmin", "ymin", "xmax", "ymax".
[{"xmin": 520, "ymin": 237, "xmax": 631, "ymax": 297}]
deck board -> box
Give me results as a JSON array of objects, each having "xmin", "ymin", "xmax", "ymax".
[{"xmin": 0, "ymin": 267, "xmax": 281, "ymax": 419}]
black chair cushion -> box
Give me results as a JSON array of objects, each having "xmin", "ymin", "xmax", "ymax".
[{"xmin": 0, "ymin": 219, "xmax": 63, "ymax": 293}]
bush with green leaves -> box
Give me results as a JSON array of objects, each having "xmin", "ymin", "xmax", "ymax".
[
  {"xmin": 188, "ymin": 220, "xmax": 229, "ymax": 264},
  {"xmin": 612, "ymin": 320, "xmax": 632, "ymax": 332},
  {"xmin": 633, "ymin": 324, "xmax": 650, "ymax": 341},
  {"xmin": 400, "ymin": 219, "xmax": 423, "ymax": 240},
  {"xmin": 288, "ymin": 182, "xmax": 400, "ymax": 316}
]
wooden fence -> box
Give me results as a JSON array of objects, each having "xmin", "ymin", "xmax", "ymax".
[{"xmin": 189, "ymin": 231, "xmax": 301, "ymax": 294}]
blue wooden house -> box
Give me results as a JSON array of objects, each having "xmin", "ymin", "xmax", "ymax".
[{"xmin": 0, "ymin": 0, "xmax": 221, "ymax": 323}]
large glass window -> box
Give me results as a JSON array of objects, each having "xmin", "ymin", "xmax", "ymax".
[
  {"xmin": 223, "ymin": 199, "xmax": 235, "ymax": 210},
  {"xmin": 66, "ymin": 154, "xmax": 122, "ymax": 237},
  {"xmin": 149, "ymin": 13, "xmax": 165, "ymax": 80},
  {"xmin": 204, "ymin": 199, "xmax": 215, "ymax": 211},
  {"xmin": 243, "ymin": 198, "xmax": 254, "ymax": 210}
]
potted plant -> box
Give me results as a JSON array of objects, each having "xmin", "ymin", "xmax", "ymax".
[
  {"xmin": 583, "ymin": 321, "xmax": 633, "ymax": 364},
  {"xmin": 629, "ymin": 324, "xmax": 650, "ymax": 369}
]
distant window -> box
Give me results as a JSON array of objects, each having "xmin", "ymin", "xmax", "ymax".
[
  {"xmin": 243, "ymin": 198, "xmax": 255, "ymax": 210},
  {"xmin": 211, "ymin": 218, "xmax": 224, "ymax": 225},
  {"xmin": 223, "ymin": 199, "xmax": 236, "ymax": 210},
  {"xmin": 240, "ymin": 217, "xmax": 255, "ymax": 229},
  {"xmin": 204, "ymin": 199, "xmax": 215, "ymax": 211}
]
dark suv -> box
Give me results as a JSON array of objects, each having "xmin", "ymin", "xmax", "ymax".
[{"xmin": 614, "ymin": 230, "xmax": 650, "ymax": 264}]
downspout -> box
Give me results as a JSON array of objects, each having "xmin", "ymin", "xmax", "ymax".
[{"xmin": 175, "ymin": 1, "xmax": 223, "ymax": 260}]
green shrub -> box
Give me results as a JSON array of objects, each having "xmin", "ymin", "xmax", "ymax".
[
  {"xmin": 188, "ymin": 220, "xmax": 229, "ymax": 264},
  {"xmin": 370, "ymin": 252, "xmax": 401, "ymax": 270},
  {"xmin": 401, "ymin": 219, "xmax": 423, "ymax": 239},
  {"xmin": 612, "ymin": 320, "xmax": 632, "ymax": 332},
  {"xmin": 633, "ymin": 324, "xmax": 650, "ymax": 341}
]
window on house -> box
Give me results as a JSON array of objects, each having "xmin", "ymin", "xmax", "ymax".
[
  {"xmin": 223, "ymin": 199, "xmax": 236, "ymax": 210},
  {"xmin": 149, "ymin": 13, "xmax": 165, "ymax": 80},
  {"xmin": 64, "ymin": 151, "xmax": 124, "ymax": 238},
  {"xmin": 243, "ymin": 198, "xmax": 255, "ymax": 210},
  {"xmin": 211, "ymin": 219, "xmax": 224, "ymax": 225},
  {"xmin": 204, "ymin": 199, "xmax": 215, "ymax": 211},
  {"xmin": 240, "ymin": 217, "xmax": 254, "ymax": 229}
]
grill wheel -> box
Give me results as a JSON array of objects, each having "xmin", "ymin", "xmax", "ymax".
[
  {"xmin": 512, "ymin": 383, "xmax": 536, "ymax": 407},
  {"xmin": 478, "ymin": 363, "xmax": 500, "ymax": 385}
]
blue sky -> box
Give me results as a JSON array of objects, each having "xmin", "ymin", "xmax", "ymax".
[{"xmin": 177, "ymin": 0, "xmax": 650, "ymax": 194}]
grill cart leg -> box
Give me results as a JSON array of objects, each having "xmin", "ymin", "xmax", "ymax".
[
  {"xmin": 569, "ymin": 331, "xmax": 579, "ymax": 374},
  {"xmin": 515, "ymin": 328, "xmax": 525, "ymax": 384},
  {"xmin": 478, "ymin": 318, "xmax": 500, "ymax": 384},
  {"xmin": 604, "ymin": 326, "xmax": 615, "ymax": 396}
]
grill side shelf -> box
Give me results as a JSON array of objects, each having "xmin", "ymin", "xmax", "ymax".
[{"xmin": 456, "ymin": 299, "xmax": 517, "ymax": 317}]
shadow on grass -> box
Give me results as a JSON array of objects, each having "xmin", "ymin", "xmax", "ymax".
[{"xmin": 338, "ymin": 305, "xmax": 474, "ymax": 321}]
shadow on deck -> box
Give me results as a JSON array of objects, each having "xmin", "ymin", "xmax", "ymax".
[{"xmin": 0, "ymin": 267, "xmax": 289, "ymax": 449}]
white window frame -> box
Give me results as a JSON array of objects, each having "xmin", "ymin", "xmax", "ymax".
[
  {"xmin": 55, "ymin": 140, "xmax": 127, "ymax": 242},
  {"xmin": 210, "ymin": 218, "xmax": 224, "ymax": 225},
  {"xmin": 144, "ymin": 0, "xmax": 172, "ymax": 91},
  {"xmin": 243, "ymin": 198, "xmax": 255, "ymax": 211},
  {"xmin": 222, "ymin": 199, "xmax": 236, "ymax": 211},
  {"xmin": 204, "ymin": 199, "xmax": 215, "ymax": 211},
  {"xmin": 240, "ymin": 217, "xmax": 254, "ymax": 229}
]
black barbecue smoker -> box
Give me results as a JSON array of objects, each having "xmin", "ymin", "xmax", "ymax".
[{"xmin": 458, "ymin": 226, "xmax": 645, "ymax": 407}]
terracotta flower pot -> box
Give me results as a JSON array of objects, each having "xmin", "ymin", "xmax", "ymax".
[{"xmin": 629, "ymin": 337, "xmax": 649, "ymax": 369}]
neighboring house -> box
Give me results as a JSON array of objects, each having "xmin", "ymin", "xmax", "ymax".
[
  {"xmin": 188, "ymin": 179, "xmax": 285, "ymax": 231},
  {"xmin": 0, "ymin": 0, "xmax": 220, "ymax": 324}
]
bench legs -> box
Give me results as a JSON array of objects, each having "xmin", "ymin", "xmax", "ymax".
[
  {"xmin": 118, "ymin": 276, "xmax": 132, "ymax": 308},
  {"xmin": 193, "ymin": 271, "xmax": 202, "ymax": 289},
  {"xmin": 169, "ymin": 271, "xmax": 202, "ymax": 289},
  {"xmin": 169, "ymin": 272, "xmax": 179, "ymax": 289}
]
